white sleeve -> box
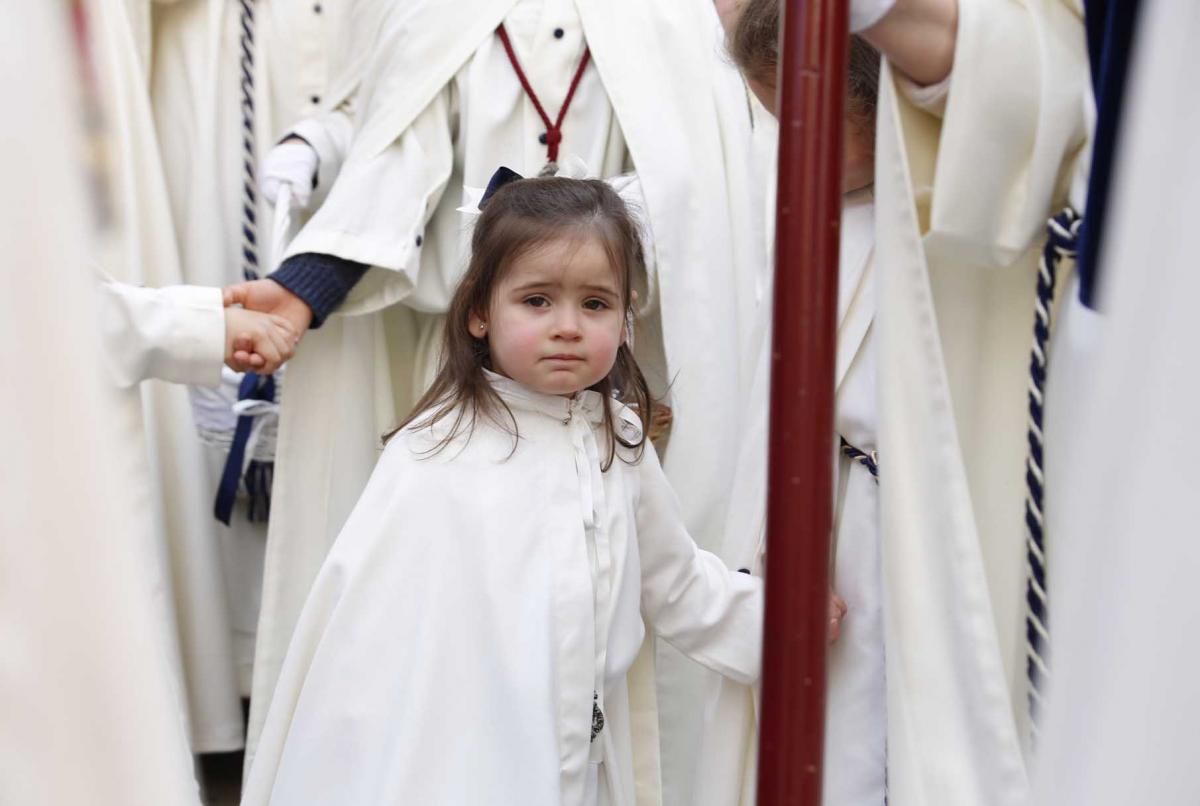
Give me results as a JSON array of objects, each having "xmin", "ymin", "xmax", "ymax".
[
  {"xmin": 896, "ymin": 0, "xmax": 1090, "ymax": 265},
  {"xmin": 636, "ymin": 444, "xmax": 764, "ymax": 684},
  {"xmin": 99, "ymin": 280, "xmax": 224, "ymax": 388},
  {"xmin": 282, "ymin": 82, "xmax": 458, "ymax": 317},
  {"xmin": 288, "ymin": 98, "xmax": 358, "ymax": 209}
]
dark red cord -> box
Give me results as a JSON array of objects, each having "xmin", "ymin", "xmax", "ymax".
[{"xmin": 496, "ymin": 24, "xmax": 591, "ymax": 163}]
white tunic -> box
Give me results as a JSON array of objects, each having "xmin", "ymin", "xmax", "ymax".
[
  {"xmin": 242, "ymin": 374, "xmax": 762, "ymax": 806},
  {"xmin": 247, "ymin": 0, "xmax": 769, "ymax": 775}
]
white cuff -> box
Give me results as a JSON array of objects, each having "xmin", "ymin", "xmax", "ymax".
[
  {"xmin": 895, "ymin": 70, "xmax": 952, "ymax": 117},
  {"xmin": 100, "ymin": 282, "xmax": 225, "ymax": 388},
  {"xmin": 850, "ymin": 0, "xmax": 898, "ymax": 33}
]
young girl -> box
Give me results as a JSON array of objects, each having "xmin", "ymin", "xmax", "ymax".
[{"xmin": 241, "ymin": 175, "xmax": 763, "ymax": 806}]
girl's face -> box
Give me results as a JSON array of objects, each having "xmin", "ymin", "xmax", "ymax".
[{"xmin": 470, "ymin": 235, "xmax": 626, "ymax": 397}]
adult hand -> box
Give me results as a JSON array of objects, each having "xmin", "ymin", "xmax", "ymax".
[
  {"xmin": 224, "ymin": 279, "xmax": 313, "ymax": 368},
  {"xmin": 224, "ymin": 306, "xmax": 298, "ymax": 375},
  {"xmin": 260, "ymin": 137, "xmax": 319, "ymax": 208},
  {"xmin": 828, "ymin": 589, "xmax": 848, "ymax": 644}
]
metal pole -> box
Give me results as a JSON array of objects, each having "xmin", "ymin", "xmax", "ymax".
[{"xmin": 756, "ymin": 0, "xmax": 847, "ymax": 802}]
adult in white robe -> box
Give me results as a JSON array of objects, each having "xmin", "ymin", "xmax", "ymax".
[
  {"xmin": 698, "ymin": 0, "xmax": 1093, "ymax": 801},
  {"xmin": 873, "ymin": 1, "xmax": 1092, "ymax": 802},
  {"xmin": 242, "ymin": 375, "xmax": 763, "ymax": 806},
  {"xmin": 1033, "ymin": 5, "xmax": 1200, "ymax": 802},
  {"xmin": 89, "ymin": 0, "xmax": 249, "ymax": 752},
  {"xmin": 147, "ymin": 0, "xmax": 384, "ymax": 707},
  {"xmin": 241, "ymin": 1, "xmax": 769, "ymax": 780},
  {"xmin": 0, "ymin": 5, "xmax": 200, "ymax": 804}
]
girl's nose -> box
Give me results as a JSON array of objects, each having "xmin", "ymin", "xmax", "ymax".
[{"xmin": 552, "ymin": 309, "xmax": 583, "ymax": 339}]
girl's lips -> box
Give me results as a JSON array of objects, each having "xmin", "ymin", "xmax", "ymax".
[{"xmin": 543, "ymin": 354, "xmax": 585, "ymax": 362}]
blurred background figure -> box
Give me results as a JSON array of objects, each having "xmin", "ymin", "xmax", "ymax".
[
  {"xmin": 0, "ymin": 3, "xmax": 202, "ymax": 804},
  {"xmin": 1034, "ymin": 3, "xmax": 1200, "ymax": 804}
]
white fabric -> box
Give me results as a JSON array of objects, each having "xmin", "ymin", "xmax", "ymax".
[
  {"xmin": 691, "ymin": 193, "xmax": 884, "ymax": 806},
  {"xmin": 93, "ymin": 0, "xmax": 245, "ymax": 751},
  {"xmin": 99, "ymin": 280, "xmax": 225, "ymax": 388},
  {"xmin": 0, "ymin": 5, "xmax": 199, "ymax": 804},
  {"xmin": 242, "ymin": 374, "xmax": 762, "ymax": 806},
  {"xmin": 151, "ymin": 0, "xmax": 385, "ymax": 290},
  {"xmin": 261, "ymin": 141, "xmax": 319, "ymax": 208},
  {"xmin": 872, "ymin": 1, "xmax": 1090, "ymax": 802},
  {"xmin": 850, "ymin": 0, "xmax": 898, "ymax": 33},
  {"xmin": 1035, "ymin": 5, "xmax": 1200, "ymax": 803},
  {"xmin": 149, "ymin": 0, "xmax": 379, "ymax": 712},
  {"xmin": 246, "ymin": 3, "xmax": 771, "ymax": 788}
]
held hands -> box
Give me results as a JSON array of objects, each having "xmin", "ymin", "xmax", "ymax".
[
  {"xmin": 828, "ymin": 589, "xmax": 848, "ymax": 644},
  {"xmin": 223, "ymin": 279, "xmax": 313, "ymax": 372},
  {"xmin": 224, "ymin": 306, "xmax": 298, "ymax": 375},
  {"xmin": 261, "ymin": 137, "xmax": 319, "ymax": 209}
]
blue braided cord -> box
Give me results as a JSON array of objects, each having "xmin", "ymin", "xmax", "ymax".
[
  {"xmin": 840, "ymin": 436, "xmax": 879, "ymax": 484},
  {"xmin": 238, "ymin": 0, "xmax": 258, "ymax": 282},
  {"xmin": 1024, "ymin": 207, "xmax": 1082, "ymax": 732},
  {"xmin": 213, "ymin": 0, "xmax": 276, "ymax": 524}
]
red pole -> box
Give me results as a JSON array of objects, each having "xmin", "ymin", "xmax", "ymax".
[{"xmin": 756, "ymin": 0, "xmax": 847, "ymax": 803}]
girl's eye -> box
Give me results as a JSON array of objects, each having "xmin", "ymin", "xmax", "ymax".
[
  {"xmin": 583, "ymin": 298, "xmax": 609, "ymax": 311},
  {"xmin": 524, "ymin": 295, "xmax": 550, "ymax": 308}
]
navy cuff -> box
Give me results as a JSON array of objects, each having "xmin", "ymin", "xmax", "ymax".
[{"xmin": 270, "ymin": 253, "xmax": 368, "ymax": 328}]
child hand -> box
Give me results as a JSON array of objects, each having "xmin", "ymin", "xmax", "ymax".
[
  {"xmin": 224, "ymin": 306, "xmax": 298, "ymax": 375},
  {"xmin": 828, "ymin": 590, "xmax": 848, "ymax": 644},
  {"xmin": 224, "ymin": 278, "xmax": 314, "ymax": 339}
]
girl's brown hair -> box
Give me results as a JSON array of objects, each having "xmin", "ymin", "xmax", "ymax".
[
  {"xmin": 388, "ymin": 176, "xmax": 653, "ymax": 470},
  {"xmin": 728, "ymin": 0, "xmax": 881, "ymax": 135}
]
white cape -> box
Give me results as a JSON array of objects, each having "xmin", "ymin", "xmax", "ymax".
[{"xmin": 243, "ymin": 376, "xmax": 762, "ymax": 806}]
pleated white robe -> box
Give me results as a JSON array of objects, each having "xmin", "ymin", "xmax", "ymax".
[{"xmin": 873, "ymin": 1, "xmax": 1091, "ymax": 802}]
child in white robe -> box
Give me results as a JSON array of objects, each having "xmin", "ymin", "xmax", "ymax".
[{"xmin": 242, "ymin": 175, "xmax": 764, "ymax": 806}]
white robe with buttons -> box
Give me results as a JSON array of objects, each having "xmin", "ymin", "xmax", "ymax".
[
  {"xmin": 241, "ymin": 375, "xmax": 762, "ymax": 806},
  {"xmin": 246, "ymin": 0, "xmax": 769, "ymax": 777}
]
